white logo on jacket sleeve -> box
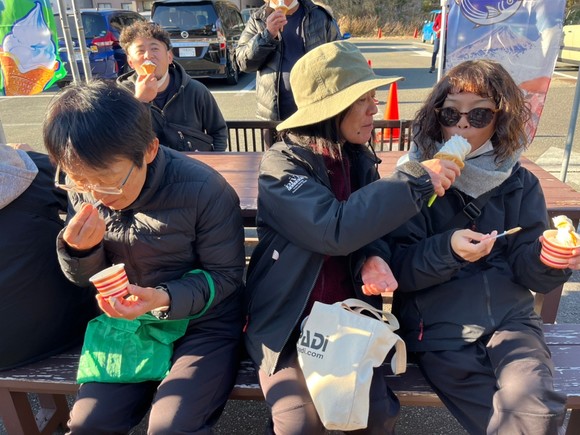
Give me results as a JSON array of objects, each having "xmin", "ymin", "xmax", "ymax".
[{"xmin": 284, "ymin": 174, "xmax": 308, "ymax": 193}]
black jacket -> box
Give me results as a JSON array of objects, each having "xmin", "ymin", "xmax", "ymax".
[
  {"xmin": 387, "ymin": 164, "xmax": 572, "ymax": 352},
  {"xmin": 244, "ymin": 141, "xmax": 434, "ymax": 375},
  {"xmin": 118, "ymin": 62, "xmax": 228, "ymax": 151},
  {"xmin": 0, "ymin": 152, "xmax": 98, "ymax": 370},
  {"xmin": 235, "ymin": 0, "xmax": 340, "ymax": 120},
  {"xmin": 57, "ymin": 147, "xmax": 245, "ymax": 323}
]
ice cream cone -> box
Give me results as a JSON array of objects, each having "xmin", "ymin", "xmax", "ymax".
[
  {"xmin": 433, "ymin": 152, "xmax": 465, "ymax": 169},
  {"xmin": 139, "ymin": 60, "xmax": 156, "ymax": 75},
  {"xmin": 0, "ymin": 52, "xmax": 57, "ymax": 96},
  {"xmin": 276, "ymin": 5, "xmax": 289, "ymax": 15},
  {"xmin": 427, "ymin": 135, "xmax": 471, "ymax": 207}
]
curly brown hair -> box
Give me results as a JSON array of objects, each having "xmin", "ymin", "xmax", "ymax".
[
  {"xmin": 412, "ymin": 59, "xmax": 531, "ymax": 164},
  {"xmin": 119, "ymin": 21, "xmax": 172, "ymax": 52}
]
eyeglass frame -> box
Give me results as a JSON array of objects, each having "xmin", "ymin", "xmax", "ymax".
[
  {"xmin": 434, "ymin": 107, "xmax": 501, "ymax": 129},
  {"xmin": 54, "ymin": 163, "xmax": 135, "ymax": 195}
]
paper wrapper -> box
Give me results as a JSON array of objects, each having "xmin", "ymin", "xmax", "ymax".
[{"xmin": 0, "ymin": 52, "xmax": 57, "ymax": 96}]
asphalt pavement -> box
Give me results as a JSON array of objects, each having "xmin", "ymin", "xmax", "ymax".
[{"xmin": 0, "ymin": 38, "xmax": 579, "ymax": 435}]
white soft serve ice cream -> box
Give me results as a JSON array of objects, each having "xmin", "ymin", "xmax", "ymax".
[
  {"xmin": 435, "ymin": 135, "xmax": 472, "ymax": 168},
  {"xmin": 2, "ymin": 2, "xmax": 57, "ymax": 72},
  {"xmin": 427, "ymin": 135, "xmax": 472, "ymax": 206},
  {"xmin": 552, "ymin": 215, "xmax": 578, "ymax": 247}
]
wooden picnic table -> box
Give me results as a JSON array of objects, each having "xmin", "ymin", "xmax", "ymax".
[{"xmin": 190, "ymin": 151, "xmax": 580, "ymax": 226}]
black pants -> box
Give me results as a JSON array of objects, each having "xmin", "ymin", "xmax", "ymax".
[
  {"xmin": 416, "ymin": 321, "xmax": 566, "ymax": 435},
  {"xmin": 430, "ymin": 37, "xmax": 441, "ymax": 70},
  {"xmin": 67, "ymin": 310, "xmax": 242, "ymax": 434}
]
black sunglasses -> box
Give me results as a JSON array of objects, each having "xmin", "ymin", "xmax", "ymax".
[{"xmin": 435, "ymin": 107, "xmax": 500, "ymax": 128}]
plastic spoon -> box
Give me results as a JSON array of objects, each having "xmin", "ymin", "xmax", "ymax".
[{"xmin": 485, "ymin": 226, "xmax": 522, "ymax": 241}]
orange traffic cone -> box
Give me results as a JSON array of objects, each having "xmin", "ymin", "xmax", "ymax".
[
  {"xmin": 383, "ymin": 82, "xmax": 400, "ymax": 140},
  {"xmin": 413, "ymin": 28, "xmax": 418, "ymax": 38},
  {"xmin": 377, "ymin": 27, "xmax": 383, "ymax": 39}
]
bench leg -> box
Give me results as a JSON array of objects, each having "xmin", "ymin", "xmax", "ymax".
[
  {"xmin": 566, "ymin": 409, "xmax": 580, "ymax": 435},
  {"xmin": 540, "ymin": 284, "xmax": 564, "ymax": 323},
  {"xmin": 0, "ymin": 389, "xmax": 69, "ymax": 435},
  {"xmin": 36, "ymin": 393, "xmax": 70, "ymax": 434}
]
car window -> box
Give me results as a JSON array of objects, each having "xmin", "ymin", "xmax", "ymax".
[
  {"xmin": 153, "ymin": 4, "xmax": 218, "ymax": 31},
  {"xmin": 227, "ymin": 6, "xmax": 244, "ymax": 31},
  {"xmin": 54, "ymin": 14, "xmax": 79, "ymax": 40},
  {"xmin": 82, "ymin": 13, "xmax": 108, "ymax": 39},
  {"xmin": 109, "ymin": 13, "xmax": 145, "ymax": 38}
]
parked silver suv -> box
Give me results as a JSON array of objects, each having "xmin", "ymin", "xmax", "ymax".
[{"xmin": 151, "ymin": 0, "xmax": 245, "ymax": 85}]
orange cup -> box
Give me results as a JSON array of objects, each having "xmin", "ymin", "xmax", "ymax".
[
  {"xmin": 540, "ymin": 230, "xmax": 580, "ymax": 269},
  {"xmin": 89, "ymin": 263, "xmax": 130, "ymax": 298}
]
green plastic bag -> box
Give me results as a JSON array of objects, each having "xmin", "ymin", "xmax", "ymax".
[{"xmin": 77, "ymin": 269, "xmax": 214, "ymax": 383}]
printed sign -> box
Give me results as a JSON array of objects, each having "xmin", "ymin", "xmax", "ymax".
[
  {"xmin": 0, "ymin": 0, "xmax": 65, "ymax": 95},
  {"xmin": 446, "ymin": 0, "xmax": 567, "ymax": 141}
]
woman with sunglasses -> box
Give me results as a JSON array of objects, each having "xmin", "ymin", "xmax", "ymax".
[{"xmin": 387, "ymin": 59, "xmax": 577, "ymax": 434}]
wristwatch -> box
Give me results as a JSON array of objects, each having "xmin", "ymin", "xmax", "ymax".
[{"xmin": 151, "ymin": 285, "xmax": 171, "ymax": 320}]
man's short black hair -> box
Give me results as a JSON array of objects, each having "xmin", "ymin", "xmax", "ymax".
[
  {"xmin": 43, "ymin": 80, "xmax": 156, "ymax": 169},
  {"xmin": 120, "ymin": 21, "xmax": 172, "ymax": 51}
]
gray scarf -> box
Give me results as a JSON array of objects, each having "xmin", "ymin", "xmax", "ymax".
[{"xmin": 407, "ymin": 139, "xmax": 521, "ymax": 198}]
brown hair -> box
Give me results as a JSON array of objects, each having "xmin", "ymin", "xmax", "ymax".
[
  {"xmin": 412, "ymin": 59, "xmax": 531, "ymax": 164},
  {"xmin": 119, "ymin": 21, "xmax": 172, "ymax": 52}
]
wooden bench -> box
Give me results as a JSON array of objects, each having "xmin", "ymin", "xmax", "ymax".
[
  {"xmin": 226, "ymin": 119, "xmax": 413, "ymax": 152},
  {"xmin": 3, "ymin": 127, "xmax": 580, "ymax": 433},
  {"xmin": 1, "ymin": 290, "xmax": 579, "ymax": 435}
]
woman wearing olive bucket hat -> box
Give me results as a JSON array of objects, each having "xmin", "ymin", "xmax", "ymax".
[{"xmin": 243, "ymin": 41, "xmax": 461, "ymax": 434}]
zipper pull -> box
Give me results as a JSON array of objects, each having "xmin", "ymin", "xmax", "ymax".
[
  {"xmin": 178, "ymin": 131, "xmax": 184, "ymax": 140},
  {"xmin": 418, "ymin": 319, "xmax": 424, "ymax": 341}
]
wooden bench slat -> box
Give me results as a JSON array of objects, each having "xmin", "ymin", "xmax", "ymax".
[{"xmin": 0, "ymin": 324, "xmax": 580, "ymax": 435}]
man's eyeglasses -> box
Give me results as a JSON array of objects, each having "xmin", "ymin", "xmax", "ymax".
[
  {"xmin": 435, "ymin": 107, "xmax": 500, "ymax": 129},
  {"xmin": 54, "ymin": 164, "xmax": 135, "ymax": 195}
]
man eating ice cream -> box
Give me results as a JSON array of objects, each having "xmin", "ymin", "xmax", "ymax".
[
  {"xmin": 236, "ymin": 0, "xmax": 340, "ymax": 146},
  {"xmin": 117, "ymin": 21, "xmax": 227, "ymax": 151}
]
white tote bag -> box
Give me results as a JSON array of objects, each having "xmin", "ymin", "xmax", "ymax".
[{"xmin": 296, "ymin": 298, "xmax": 406, "ymax": 431}]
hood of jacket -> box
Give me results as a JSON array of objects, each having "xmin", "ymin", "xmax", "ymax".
[{"xmin": 0, "ymin": 145, "xmax": 38, "ymax": 209}]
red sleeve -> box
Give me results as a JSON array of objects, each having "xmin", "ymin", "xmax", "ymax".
[{"xmin": 433, "ymin": 14, "xmax": 441, "ymax": 32}]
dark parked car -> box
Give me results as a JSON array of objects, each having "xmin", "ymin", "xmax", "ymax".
[
  {"xmin": 151, "ymin": 0, "xmax": 245, "ymax": 85},
  {"xmin": 54, "ymin": 9, "xmax": 146, "ymax": 86}
]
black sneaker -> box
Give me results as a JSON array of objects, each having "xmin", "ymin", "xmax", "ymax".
[{"xmin": 429, "ymin": 67, "xmax": 434, "ymax": 73}]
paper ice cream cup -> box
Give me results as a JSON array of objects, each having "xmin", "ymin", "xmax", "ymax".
[
  {"xmin": 0, "ymin": 52, "xmax": 57, "ymax": 96},
  {"xmin": 540, "ymin": 230, "xmax": 580, "ymax": 269},
  {"xmin": 89, "ymin": 263, "xmax": 130, "ymax": 298}
]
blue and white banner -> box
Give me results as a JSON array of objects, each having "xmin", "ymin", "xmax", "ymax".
[{"xmin": 446, "ymin": 0, "xmax": 566, "ymax": 141}]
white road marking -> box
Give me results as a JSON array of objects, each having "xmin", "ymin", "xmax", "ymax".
[
  {"xmin": 413, "ymin": 51, "xmax": 432, "ymax": 57},
  {"xmin": 554, "ymin": 71, "xmax": 578, "ymax": 80},
  {"xmin": 212, "ymin": 79, "xmax": 256, "ymax": 95}
]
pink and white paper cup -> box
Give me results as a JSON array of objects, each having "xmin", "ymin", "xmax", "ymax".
[
  {"xmin": 89, "ymin": 263, "xmax": 130, "ymax": 298},
  {"xmin": 540, "ymin": 230, "xmax": 580, "ymax": 269}
]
